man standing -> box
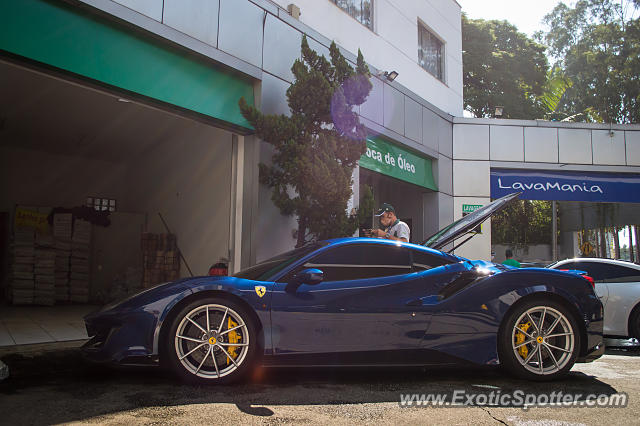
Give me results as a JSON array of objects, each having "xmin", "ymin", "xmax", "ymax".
[
  {"xmin": 368, "ymin": 203, "xmax": 410, "ymax": 242},
  {"xmin": 502, "ymin": 249, "xmax": 521, "ymax": 268}
]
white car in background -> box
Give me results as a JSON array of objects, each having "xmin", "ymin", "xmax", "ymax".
[{"xmin": 549, "ymin": 258, "xmax": 640, "ymax": 340}]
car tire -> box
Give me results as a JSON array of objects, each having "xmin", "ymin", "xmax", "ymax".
[
  {"xmin": 630, "ymin": 307, "xmax": 640, "ymax": 341},
  {"xmin": 163, "ymin": 297, "xmax": 259, "ymax": 384},
  {"xmin": 498, "ymin": 298, "xmax": 581, "ymax": 381}
]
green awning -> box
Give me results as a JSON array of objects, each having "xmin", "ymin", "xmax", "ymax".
[{"xmin": 0, "ymin": 0, "xmax": 254, "ymax": 130}]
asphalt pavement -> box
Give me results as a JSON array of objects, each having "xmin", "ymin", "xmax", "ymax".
[{"xmin": 0, "ymin": 344, "xmax": 639, "ymax": 425}]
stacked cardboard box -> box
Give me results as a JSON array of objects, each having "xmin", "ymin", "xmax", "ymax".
[
  {"xmin": 9, "ymin": 228, "xmax": 35, "ymax": 305},
  {"xmin": 34, "ymin": 234, "xmax": 56, "ymax": 306},
  {"xmin": 108, "ymin": 266, "xmax": 143, "ymax": 303},
  {"xmin": 53, "ymin": 213, "xmax": 73, "ymax": 302},
  {"xmin": 141, "ymin": 233, "xmax": 180, "ymax": 288},
  {"xmin": 70, "ymin": 219, "xmax": 91, "ymax": 303}
]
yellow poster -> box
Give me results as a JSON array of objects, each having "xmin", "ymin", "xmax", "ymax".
[{"xmin": 15, "ymin": 207, "xmax": 49, "ymax": 233}]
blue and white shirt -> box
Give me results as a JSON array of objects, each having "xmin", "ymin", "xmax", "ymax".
[{"xmin": 385, "ymin": 220, "xmax": 410, "ymax": 242}]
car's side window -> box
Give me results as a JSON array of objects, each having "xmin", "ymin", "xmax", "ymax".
[
  {"xmin": 557, "ymin": 262, "xmax": 604, "ymax": 281},
  {"xmin": 598, "ymin": 264, "xmax": 640, "ymax": 283},
  {"xmin": 558, "ymin": 262, "xmax": 640, "ymax": 283},
  {"xmin": 278, "ymin": 244, "xmax": 411, "ymax": 283},
  {"xmin": 410, "ymin": 249, "xmax": 453, "ymax": 272}
]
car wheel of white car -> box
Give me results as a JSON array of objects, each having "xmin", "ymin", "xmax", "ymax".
[
  {"xmin": 499, "ymin": 298, "xmax": 581, "ymax": 381},
  {"xmin": 164, "ymin": 297, "xmax": 259, "ymax": 384},
  {"xmin": 630, "ymin": 307, "xmax": 640, "ymax": 341}
]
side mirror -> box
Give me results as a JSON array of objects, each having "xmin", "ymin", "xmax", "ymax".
[{"xmin": 293, "ymin": 268, "xmax": 324, "ymax": 285}]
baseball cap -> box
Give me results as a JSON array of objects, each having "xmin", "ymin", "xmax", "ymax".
[{"xmin": 375, "ymin": 203, "xmax": 395, "ymax": 216}]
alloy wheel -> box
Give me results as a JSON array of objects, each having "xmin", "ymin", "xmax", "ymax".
[
  {"xmin": 174, "ymin": 304, "xmax": 250, "ymax": 379},
  {"xmin": 511, "ymin": 306, "xmax": 575, "ymax": 376}
]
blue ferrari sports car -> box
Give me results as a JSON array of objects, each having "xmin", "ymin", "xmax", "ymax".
[{"xmin": 83, "ymin": 193, "xmax": 604, "ymax": 383}]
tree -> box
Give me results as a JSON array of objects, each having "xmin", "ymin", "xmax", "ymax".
[
  {"xmin": 462, "ymin": 15, "xmax": 549, "ymax": 119},
  {"xmin": 491, "ymin": 200, "xmax": 553, "ymax": 245},
  {"xmin": 538, "ymin": 0, "xmax": 640, "ymax": 123},
  {"xmin": 239, "ymin": 36, "xmax": 372, "ymax": 247}
]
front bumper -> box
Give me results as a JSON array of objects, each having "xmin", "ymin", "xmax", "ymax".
[{"xmin": 81, "ymin": 308, "xmax": 158, "ymax": 365}]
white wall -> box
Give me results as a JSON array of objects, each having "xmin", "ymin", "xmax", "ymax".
[
  {"xmin": 111, "ymin": 0, "xmax": 163, "ymax": 20},
  {"xmin": 126, "ymin": 124, "xmax": 234, "ymax": 277},
  {"xmin": 0, "ymin": 145, "xmax": 128, "ymax": 213},
  {"xmin": 271, "ymin": 0, "xmax": 463, "ymax": 116}
]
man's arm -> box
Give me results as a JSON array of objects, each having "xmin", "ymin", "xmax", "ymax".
[{"xmin": 370, "ymin": 228, "xmax": 408, "ymax": 242}]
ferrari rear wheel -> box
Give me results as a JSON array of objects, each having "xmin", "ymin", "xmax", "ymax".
[
  {"xmin": 499, "ymin": 299, "xmax": 580, "ymax": 381},
  {"xmin": 164, "ymin": 297, "xmax": 258, "ymax": 384}
]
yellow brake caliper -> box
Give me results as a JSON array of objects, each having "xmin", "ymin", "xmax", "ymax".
[
  {"xmin": 226, "ymin": 316, "xmax": 240, "ymax": 365},
  {"xmin": 516, "ymin": 322, "xmax": 531, "ymax": 359}
]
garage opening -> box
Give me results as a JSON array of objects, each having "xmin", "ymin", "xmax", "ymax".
[{"xmin": 0, "ymin": 59, "xmax": 236, "ymax": 315}]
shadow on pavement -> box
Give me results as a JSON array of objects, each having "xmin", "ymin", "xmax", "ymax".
[
  {"xmin": 0, "ymin": 347, "xmax": 620, "ymax": 424},
  {"xmin": 605, "ymin": 347, "xmax": 640, "ymax": 357}
]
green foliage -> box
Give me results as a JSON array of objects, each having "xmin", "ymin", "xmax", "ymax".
[
  {"xmin": 538, "ymin": 66, "xmax": 573, "ymax": 115},
  {"xmin": 357, "ymin": 184, "xmax": 374, "ymax": 229},
  {"xmin": 239, "ymin": 36, "xmax": 372, "ymax": 247},
  {"xmin": 538, "ymin": 0, "xmax": 640, "ymax": 123},
  {"xmin": 462, "ymin": 15, "xmax": 549, "ymax": 119},
  {"xmin": 491, "ymin": 200, "xmax": 553, "ymax": 245}
]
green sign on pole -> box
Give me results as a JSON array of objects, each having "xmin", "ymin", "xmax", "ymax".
[
  {"xmin": 462, "ymin": 204, "xmax": 483, "ymax": 233},
  {"xmin": 359, "ymin": 136, "xmax": 437, "ymax": 190},
  {"xmin": 462, "ymin": 204, "xmax": 483, "ymax": 213}
]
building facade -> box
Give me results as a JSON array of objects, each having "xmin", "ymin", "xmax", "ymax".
[
  {"xmin": 2, "ymin": 0, "xmax": 640, "ymax": 311},
  {"xmin": 451, "ymin": 118, "xmax": 640, "ymax": 263},
  {"xmin": 0, "ymin": 0, "xmax": 462, "ymax": 306}
]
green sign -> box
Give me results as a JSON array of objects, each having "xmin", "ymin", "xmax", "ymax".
[
  {"xmin": 0, "ymin": 0, "xmax": 254, "ymax": 131},
  {"xmin": 462, "ymin": 204, "xmax": 483, "ymax": 233},
  {"xmin": 462, "ymin": 204, "xmax": 483, "ymax": 213},
  {"xmin": 359, "ymin": 136, "xmax": 437, "ymax": 190}
]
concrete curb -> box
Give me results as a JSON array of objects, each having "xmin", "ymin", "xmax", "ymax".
[{"xmin": 0, "ymin": 339, "xmax": 88, "ymax": 358}]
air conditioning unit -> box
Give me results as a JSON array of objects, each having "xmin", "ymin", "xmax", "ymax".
[{"xmin": 287, "ymin": 4, "xmax": 301, "ymax": 20}]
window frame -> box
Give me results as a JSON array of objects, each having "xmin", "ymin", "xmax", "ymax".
[
  {"xmin": 417, "ymin": 20, "xmax": 445, "ymax": 83},
  {"xmin": 330, "ymin": 0, "xmax": 375, "ymax": 32},
  {"xmin": 410, "ymin": 248, "xmax": 455, "ymax": 272},
  {"xmin": 277, "ymin": 242, "xmax": 413, "ymax": 283}
]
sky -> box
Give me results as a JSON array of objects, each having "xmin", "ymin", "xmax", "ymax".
[{"xmin": 456, "ymin": 0, "xmax": 572, "ymax": 37}]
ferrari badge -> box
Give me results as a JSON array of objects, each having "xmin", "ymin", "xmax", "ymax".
[{"xmin": 255, "ymin": 286, "xmax": 266, "ymax": 298}]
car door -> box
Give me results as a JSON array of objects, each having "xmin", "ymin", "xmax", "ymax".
[
  {"xmin": 269, "ymin": 242, "xmax": 452, "ymax": 362},
  {"xmin": 596, "ymin": 263, "xmax": 640, "ymax": 336}
]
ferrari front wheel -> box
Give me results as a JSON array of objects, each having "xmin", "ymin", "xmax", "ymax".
[
  {"xmin": 499, "ymin": 299, "xmax": 580, "ymax": 381},
  {"xmin": 163, "ymin": 297, "xmax": 258, "ymax": 384}
]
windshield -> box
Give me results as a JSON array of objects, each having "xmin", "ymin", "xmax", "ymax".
[
  {"xmin": 421, "ymin": 221, "xmax": 459, "ymax": 247},
  {"xmin": 233, "ymin": 242, "xmax": 327, "ymax": 281}
]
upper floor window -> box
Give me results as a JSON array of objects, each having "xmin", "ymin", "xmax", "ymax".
[
  {"xmin": 418, "ymin": 24, "xmax": 444, "ymax": 82},
  {"xmin": 332, "ymin": 0, "xmax": 373, "ymax": 30}
]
